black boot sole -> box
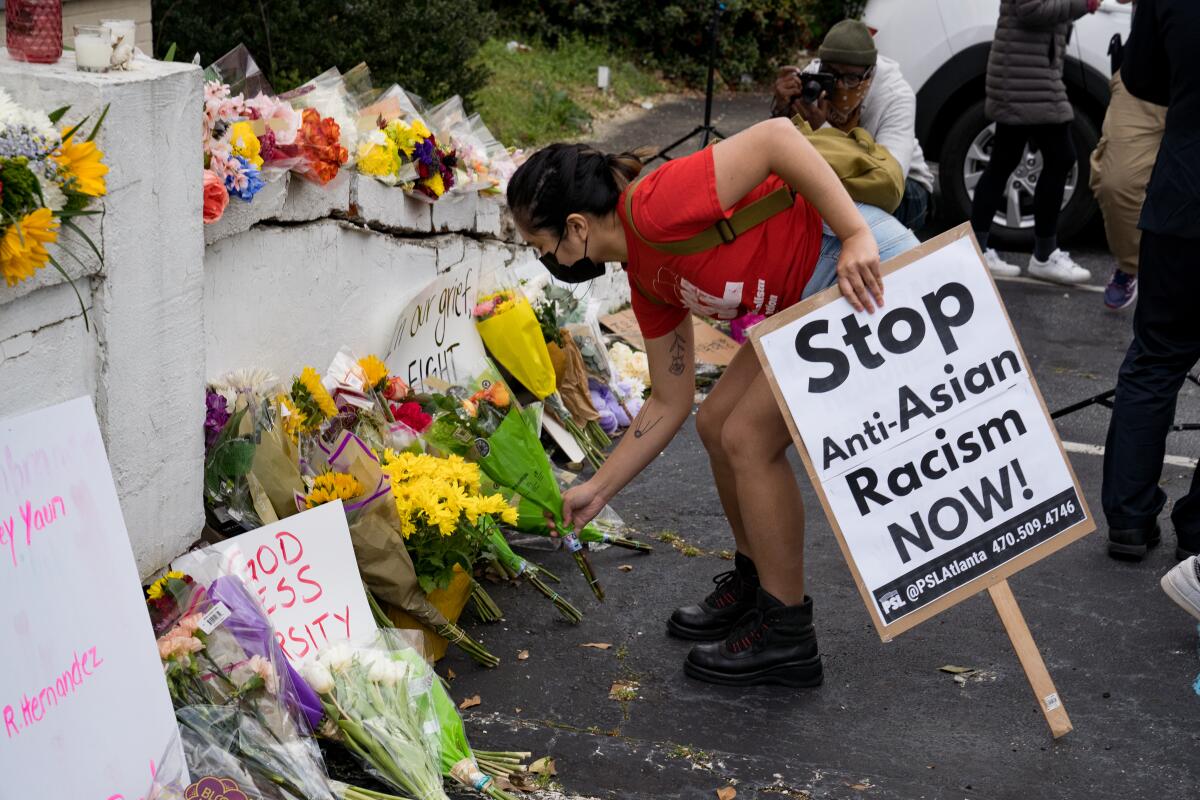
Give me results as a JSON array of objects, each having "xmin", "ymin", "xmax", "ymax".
[
  {"xmin": 667, "ymin": 616, "xmax": 740, "ymax": 642},
  {"xmin": 1107, "ymin": 534, "xmax": 1161, "ymax": 561},
  {"xmin": 683, "ymin": 655, "xmax": 824, "ymax": 688}
]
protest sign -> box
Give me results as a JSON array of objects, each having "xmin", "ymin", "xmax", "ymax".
[
  {"xmin": 173, "ymin": 501, "xmax": 378, "ymax": 667},
  {"xmin": 385, "ymin": 261, "xmax": 489, "ymax": 390},
  {"xmin": 751, "ymin": 225, "xmax": 1092, "ymax": 737},
  {"xmin": 0, "ymin": 397, "xmax": 185, "ymax": 798}
]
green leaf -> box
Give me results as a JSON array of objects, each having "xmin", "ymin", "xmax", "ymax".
[
  {"xmin": 163, "ymin": 42, "xmax": 178, "ymax": 63},
  {"xmin": 60, "ymin": 116, "xmax": 89, "ymax": 144},
  {"xmin": 87, "ymin": 104, "xmax": 110, "ymax": 142},
  {"xmin": 211, "ymin": 438, "xmax": 256, "ymax": 478},
  {"xmin": 45, "ymin": 255, "xmax": 90, "ymax": 332},
  {"xmin": 61, "ymin": 218, "xmax": 104, "ymax": 263},
  {"xmin": 47, "ymin": 106, "xmax": 70, "ymax": 124}
]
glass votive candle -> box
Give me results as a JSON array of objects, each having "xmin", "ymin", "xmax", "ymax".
[
  {"xmin": 73, "ymin": 25, "xmax": 111, "ymax": 72},
  {"xmin": 99, "ymin": 18, "xmax": 136, "ymax": 46}
]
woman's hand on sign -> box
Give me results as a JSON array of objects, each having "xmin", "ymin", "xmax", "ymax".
[
  {"xmin": 837, "ymin": 228, "xmax": 883, "ymax": 313},
  {"xmin": 548, "ymin": 480, "xmax": 609, "ymax": 534}
]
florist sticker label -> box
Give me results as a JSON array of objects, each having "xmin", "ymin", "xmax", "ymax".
[
  {"xmin": 751, "ymin": 228, "xmax": 1093, "ymax": 636},
  {"xmin": 173, "ymin": 502, "xmax": 377, "ymax": 666},
  {"xmin": 0, "ymin": 397, "xmax": 184, "ymax": 797},
  {"xmin": 386, "ymin": 261, "xmax": 489, "ymax": 390}
]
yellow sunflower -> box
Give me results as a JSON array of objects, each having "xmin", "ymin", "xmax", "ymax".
[
  {"xmin": 53, "ymin": 134, "xmax": 108, "ymax": 197},
  {"xmin": 1, "ymin": 208, "xmax": 59, "ymax": 287}
]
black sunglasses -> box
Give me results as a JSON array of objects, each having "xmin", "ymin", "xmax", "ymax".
[{"xmin": 827, "ymin": 65, "xmax": 874, "ymax": 89}]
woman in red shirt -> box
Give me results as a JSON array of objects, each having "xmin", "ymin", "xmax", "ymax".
[{"xmin": 506, "ymin": 118, "xmax": 918, "ymax": 687}]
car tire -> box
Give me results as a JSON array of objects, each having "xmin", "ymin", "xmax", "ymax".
[{"xmin": 938, "ymin": 99, "xmax": 1100, "ymax": 250}]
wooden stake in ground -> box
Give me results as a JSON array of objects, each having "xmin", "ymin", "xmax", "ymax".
[{"xmin": 988, "ymin": 580, "xmax": 1072, "ymax": 738}]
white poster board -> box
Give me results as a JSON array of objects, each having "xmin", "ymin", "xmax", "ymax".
[
  {"xmin": 173, "ymin": 501, "xmax": 378, "ymax": 666},
  {"xmin": 385, "ymin": 261, "xmax": 489, "ymax": 391},
  {"xmin": 751, "ymin": 226, "xmax": 1094, "ymax": 639},
  {"xmin": 0, "ymin": 397, "xmax": 184, "ymax": 798}
]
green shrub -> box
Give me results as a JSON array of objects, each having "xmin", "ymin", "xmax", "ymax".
[
  {"xmin": 152, "ymin": 0, "xmax": 496, "ymax": 100},
  {"xmin": 488, "ymin": 0, "xmax": 865, "ymax": 87}
]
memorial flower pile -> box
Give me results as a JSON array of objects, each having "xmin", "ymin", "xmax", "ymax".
[
  {"xmin": 0, "ymin": 89, "xmax": 107, "ymax": 323},
  {"xmin": 356, "ymin": 117, "xmax": 457, "ymax": 199}
]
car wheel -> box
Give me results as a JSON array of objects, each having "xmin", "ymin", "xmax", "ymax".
[{"xmin": 938, "ymin": 100, "xmax": 1099, "ymax": 250}]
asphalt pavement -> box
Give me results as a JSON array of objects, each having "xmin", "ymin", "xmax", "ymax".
[{"xmin": 436, "ymin": 93, "xmax": 1200, "ymax": 800}]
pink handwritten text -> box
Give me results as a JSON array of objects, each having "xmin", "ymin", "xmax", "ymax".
[{"xmin": 3, "ymin": 645, "xmax": 103, "ymax": 740}]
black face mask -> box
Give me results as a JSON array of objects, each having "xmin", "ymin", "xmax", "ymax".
[{"xmin": 539, "ymin": 232, "xmax": 606, "ymax": 284}]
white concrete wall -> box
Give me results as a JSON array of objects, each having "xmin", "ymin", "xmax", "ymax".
[{"xmin": 0, "ymin": 52, "xmax": 205, "ymax": 578}]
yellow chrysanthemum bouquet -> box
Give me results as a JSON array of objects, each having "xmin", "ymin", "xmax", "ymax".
[
  {"xmin": 0, "ymin": 89, "xmax": 108, "ymax": 325},
  {"xmin": 380, "ymin": 450, "xmax": 516, "ymax": 599}
]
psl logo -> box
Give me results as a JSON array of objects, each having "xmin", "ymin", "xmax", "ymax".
[{"xmin": 880, "ymin": 590, "xmax": 907, "ymax": 614}]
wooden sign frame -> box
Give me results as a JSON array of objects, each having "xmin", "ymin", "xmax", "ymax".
[{"xmin": 748, "ymin": 223, "xmax": 1094, "ymax": 737}]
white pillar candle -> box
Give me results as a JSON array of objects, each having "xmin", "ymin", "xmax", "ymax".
[
  {"xmin": 100, "ymin": 19, "xmax": 136, "ymax": 46},
  {"xmin": 73, "ymin": 28, "xmax": 112, "ymax": 72}
]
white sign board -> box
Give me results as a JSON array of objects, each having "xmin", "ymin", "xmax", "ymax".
[
  {"xmin": 0, "ymin": 397, "xmax": 184, "ymax": 798},
  {"xmin": 752, "ymin": 227, "xmax": 1093, "ymax": 638},
  {"xmin": 385, "ymin": 261, "xmax": 489, "ymax": 391},
  {"xmin": 173, "ymin": 501, "xmax": 378, "ymax": 666}
]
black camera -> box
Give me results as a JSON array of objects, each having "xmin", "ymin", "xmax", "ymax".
[{"xmin": 799, "ymin": 72, "xmax": 837, "ymax": 104}]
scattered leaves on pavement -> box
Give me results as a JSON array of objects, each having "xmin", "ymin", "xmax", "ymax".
[
  {"xmin": 716, "ymin": 787, "xmax": 737, "ymax": 800},
  {"xmin": 518, "ymin": 649, "xmax": 530, "ymax": 660},
  {"xmin": 459, "ymin": 695, "xmax": 481, "ymax": 710},
  {"xmin": 529, "ymin": 757, "xmax": 557, "ymax": 776},
  {"xmin": 581, "ymin": 642, "xmax": 612, "ymax": 650},
  {"xmin": 609, "ymin": 680, "xmax": 640, "ymax": 701}
]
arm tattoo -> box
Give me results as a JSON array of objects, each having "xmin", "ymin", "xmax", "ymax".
[
  {"xmin": 668, "ymin": 331, "xmax": 686, "ymax": 376},
  {"xmin": 632, "ymin": 408, "xmax": 663, "ymax": 439}
]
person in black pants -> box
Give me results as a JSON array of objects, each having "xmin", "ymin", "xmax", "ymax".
[
  {"xmin": 970, "ymin": 0, "xmax": 1099, "ymax": 284},
  {"xmin": 1101, "ymin": 0, "xmax": 1200, "ymax": 561}
]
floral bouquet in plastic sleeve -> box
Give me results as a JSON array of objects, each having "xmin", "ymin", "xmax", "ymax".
[
  {"xmin": 303, "ymin": 633, "xmax": 526, "ymax": 800},
  {"xmin": 145, "ymin": 570, "xmax": 337, "ymax": 800},
  {"xmin": 474, "ymin": 288, "xmax": 605, "ymax": 467},
  {"xmin": 424, "ymin": 388, "xmax": 606, "ymax": 602}
]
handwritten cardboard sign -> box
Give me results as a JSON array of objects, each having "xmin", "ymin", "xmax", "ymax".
[
  {"xmin": 601, "ymin": 310, "xmax": 740, "ymax": 366},
  {"xmin": 0, "ymin": 397, "xmax": 184, "ymax": 798},
  {"xmin": 751, "ymin": 227, "xmax": 1094, "ymax": 638},
  {"xmin": 173, "ymin": 502, "xmax": 378, "ymax": 666},
  {"xmin": 385, "ymin": 261, "xmax": 490, "ymax": 391}
]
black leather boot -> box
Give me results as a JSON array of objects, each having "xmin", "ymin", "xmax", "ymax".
[
  {"xmin": 1108, "ymin": 522, "xmax": 1161, "ymax": 560},
  {"xmin": 667, "ymin": 552, "xmax": 759, "ymax": 641},
  {"xmin": 683, "ymin": 588, "xmax": 823, "ymax": 688}
]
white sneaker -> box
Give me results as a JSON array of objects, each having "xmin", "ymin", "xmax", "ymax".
[
  {"xmin": 1028, "ymin": 249, "xmax": 1091, "ymax": 285},
  {"xmin": 1161, "ymin": 556, "xmax": 1200, "ymax": 623},
  {"xmin": 983, "ymin": 248, "xmax": 1021, "ymax": 278}
]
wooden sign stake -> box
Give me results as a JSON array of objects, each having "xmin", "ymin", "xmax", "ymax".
[{"xmin": 988, "ymin": 579, "xmax": 1072, "ymax": 738}]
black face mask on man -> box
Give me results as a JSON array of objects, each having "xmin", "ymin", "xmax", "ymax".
[{"xmin": 539, "ymin": 232, "xmax": 606, "ymax": 284}]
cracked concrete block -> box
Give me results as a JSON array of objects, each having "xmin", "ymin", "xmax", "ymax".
[
  {"xmin": 352, "ymin": 175, "xmax": 432, "ymax": 233},
  {"xmin": 0, "ymin": 53, "xmax": 207, "ymax": 578},
  {"xmin": 276, "ymin": 170, "xmax": 351, "ymax": 222},
  {"xmin": 475, "ymin": 195, "xmax": 503, "ymax": 237},
  {"xmin": 204, "ymin": 176, "xmax": 289, "ymax": 245},
  {"xmin": 432, "ymin": 192, "xmax": 479, "ymax": 233}
]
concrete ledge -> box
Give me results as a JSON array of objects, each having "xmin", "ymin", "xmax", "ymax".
[
  {"xmin": 276, "ymin": 170, "xmax": 351, "ymax": 222},
  {"xmin": 204, "ymin": 176, "xmax": 289, "ymax": 246},
  {"xmin": 431, "ymin": 192, "xmax": 479, "ymax": 234},
  {"xmin": 351, "ymin": 175, "xmax": 433, "ymax": 233}
]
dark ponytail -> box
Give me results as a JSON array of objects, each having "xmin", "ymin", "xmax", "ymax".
[{"xmin": 507, "ymin": 143, "xmax": 647, "ymax": 236}]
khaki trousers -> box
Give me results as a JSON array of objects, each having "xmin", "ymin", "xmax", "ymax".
[{"xmin": 1089, "ymin": 73, "xmax": 1166, "ymax": 275}]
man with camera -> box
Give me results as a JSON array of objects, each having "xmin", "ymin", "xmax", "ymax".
[{"xmin": 772, "ymin": 19, "xmax": 934, "ymax": 231}]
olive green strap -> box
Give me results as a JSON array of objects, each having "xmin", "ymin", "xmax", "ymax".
[{"xmin": 621, "ymin": 173, "xmax": 796, "ymax": 256}]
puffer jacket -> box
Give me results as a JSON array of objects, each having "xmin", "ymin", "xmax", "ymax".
[{"xmin": 985, "ymin": 0, "xmax": 1091, "ymax": 126}]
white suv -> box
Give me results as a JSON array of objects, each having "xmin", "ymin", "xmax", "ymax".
[{"xmin": 863, "ymin": 0, "xmax": 1131, "ymax": 246}]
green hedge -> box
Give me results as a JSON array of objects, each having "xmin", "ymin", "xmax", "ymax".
[
  {"xmin": 488, "ymin": 0, "xmax": 866, "ymax": 86},
  {"xmin": 152, "ymin": 0, "xmax": 496, "ymax": 100}
]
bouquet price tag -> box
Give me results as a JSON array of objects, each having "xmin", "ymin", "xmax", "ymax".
[{"xmin": 198, "ymin": 601, "xmax": 232, "ymax": 634}]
